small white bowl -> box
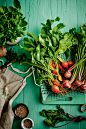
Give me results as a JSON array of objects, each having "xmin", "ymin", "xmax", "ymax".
[
  {"xmin": 21, "ymin": 118, "xmax": 34, "ymax": 129},
  {"xmin": 6, "ymin": 37, "xmax": 22, "ymax": 45}
]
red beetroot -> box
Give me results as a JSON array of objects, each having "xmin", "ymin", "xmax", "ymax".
[
  {"xmin": 52, "ymin": 69, "xmax": 58, "ymax": 75},
  {"xmin": 68, "ymin": 61, "xmax": 74, "ymax": 67},
  {"xmin": 58, "ymin": 62, "xmax": 64, "ymax": 73},
  {"xmin": 62, "ymin": 61, "xmax": 68, "ymax": 69},
  {"xmin": 51, "ymin": 85, "xmax": 60, "ymax": 93},
  {"xmin": 58, "ymin": 62, "xmax": 63, "ymax": 70},
  {"xmin": 81, "ymin": 84, "xmax": 86, "ymax": 90},
  {"xmin": 75, "ymin": 80, "xmax": 82, "ymax": 86},
  {"xmin": 51, "ymin": 61, "xmax": 55, "ymax": 68},
  {"xmin": 64, "ymin": 71, "xmax": 72, "ymax": 79},
  {"xmin": 63, "ymin": 80, "xmax": 71, "ymax": 88},
  {"xmin": 82, "ymin": 78, "xmax": 86, "ymax": 84}
]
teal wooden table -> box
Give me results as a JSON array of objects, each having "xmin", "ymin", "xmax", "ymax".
[{"xmin": 0, "ymin": 0, "xmax": 86, "ymax": 129}]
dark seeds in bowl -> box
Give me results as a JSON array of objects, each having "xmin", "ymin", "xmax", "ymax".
[
  {"xmin": 24, "ymin": 119, "xmax": 32, "ymax": 128},
  {"xmin": 16, "ymin": 105, "xmax": 28, "ymax": 118}
]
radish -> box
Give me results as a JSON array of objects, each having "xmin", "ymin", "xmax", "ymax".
[
  {"xmin": 64, "ymin": 71, "xmax": 72, "ymax": 79},
  {"xmin": 75, "ymin": 80, "xmax": 82, "ymax": 86},
  {"xmin": 63, "ymin": 80, "xmax": 71, "ymax": 88},
  {"xmin": 51, "ymin": 85, "xmax": 60, "ymax": 93},
  {"xmin": 68, "ymin": 61, "xmax": 74, "ymax": 67},
  {"xmin": 62, "ymin": 61, "xmax": 68, "ymax": 69}
]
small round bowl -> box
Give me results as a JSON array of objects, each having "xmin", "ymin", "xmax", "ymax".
[
  {"xmin": 21, "ymin": 118, "xmax": 34, "ymax": 129},
  {"xmin": 13, "ymin": 103, "xmax": 29, "ymax": 119},
  {"xmin": 6, "ymin": 37, "xmax": 22, "ymax": 45}
]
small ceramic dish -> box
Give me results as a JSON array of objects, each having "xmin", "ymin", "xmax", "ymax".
[
  {"xmin": 21, "ymin": 118, "xmax": 34, "ymax": 129},
  {"xmin": 13, "ymin": 103, "xmax": 29, "ymax": 119},
  {"xmin": 6, "ymin": 37, "xmax": 22, "ymax": 45}
]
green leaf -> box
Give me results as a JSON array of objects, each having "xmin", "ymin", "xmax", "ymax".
[
  {"xmin": 36, "ymin": 77, "xmax": 45, "ymax": 84},
  {"xmin": 51, "ymin": 36, "xmax": 57, "ymax": 46},
  {"xmin": 0, "ymin": 33, "xmax": 4, "ymax": 38},
  {"xmin": 40, "ymin": 110, "xmax": 47, "ymax": 117},
  {"xmin": 65, "ymin": 48, "xmax": 71, "ymax": 59},
  {"xmin": 39, "ymin": 34, "xmax": 45, "ymax": 46},
  {"xmin": 11, "ymin": 39, "xmax": 15, "ymax": 43},
  {"xmin": 54, "ymin": 17, "xmax": 60, "ymax": 22},
  {"xmin": 8, "ymin": 6, "xmax": 13, "ymax": 12},
  {"xmin": 48, "ymin": 48, "xmax": 53, "ymax": 57},
  {"xmin": 41, "ymin": 17, "xmax": 60, "ymax": 33},
  {"xmin": 36, "ymin": 44, "xmax": 40, "ymax": 61},
  {"xmin": 0, "ymin": 6, "xmax": 4, "ymax": 13},
  {"xmin": 80, "ymin": 23, "xmax": 86, "ymax": 37},
  {"xmin": 2, "ymin": 41, "xmax": 6, "ymax": 46},
  {"xmin": 41, "ymin": 27, "xmax": 47, "ymax": 38},
  {"xmin": 57, "ymin": 105, "xmax": 65, "ymax": 113},
  {"xmin": 40, "ymin": 48, "xmax": 46, "ymax": 57},
  {"xmin": 44, "ymin": 119, "xmax": 54, "ymax": 127},
  {"xmin": 46, "ymin": 16, "xmax": 60, "ymax": 27},
  {"xmin": 56, "ymin": 33, "xmax": 74, "ymax": 55},
  {"xmin": 49, "ymin": 46, "xmax": 56, "ymax": 52},
  {"xmin": 46, "ymin": 36, "xmax": 52, "ymax": 46},
  {"xmin": 19, "ymin": 44, "xmax": 34, "ymax": 52},
  {"xmin": 23, "ymin": 38, "xmax": 34, "ymax": 47},
  {"xmin": 13, "ymin": 0, "xmax": 21, "ymax": 9},
  {"xmin": 27, "ymin": 31, "xmax": 38, "ymax": 43},
  {"xmin": 53, "ymin": 23, "xmax": 66, "ymax": 32}
]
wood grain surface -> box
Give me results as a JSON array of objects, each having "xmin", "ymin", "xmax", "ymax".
[{"xmin": 0, "ymin": 0, "xmax": 86, "ymax": 129}]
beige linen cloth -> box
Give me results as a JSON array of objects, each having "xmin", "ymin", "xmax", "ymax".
[{"xmin": 0, "ymin": 59, "xmax": 33, "ymax": 129}]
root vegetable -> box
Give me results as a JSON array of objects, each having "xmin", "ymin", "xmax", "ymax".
[
  {"xmin": 81, "ymin": 84, "xmax": 86, "ymax": 90},
  {"xmin": 58, "ymin": 75, "xmax": 63, "ymax": 82},
  {"xmin": 51, "ymin": 85, "xmax": 60, "ymax": 93},
  {"xmin": 51, "ymin": 61, "xmax": 55, "ymax": 68},
  {"xmin": 52, "ymin": 69, "xmax": 58, "ymax": 75},
  {"xmin": 68, "ymin": 61, "xmax": 74, "ymax": 67},
  {"xmin": 62, "ymin": 61, "xmax": 68, "ymax": 69},
  {"xmin": 0, "ymin": 46, "xmax": 7, "ymax": 58},
  {"xmin": 75, "ymin": 80, "xmax": 82, "ymax": 86},
  {"xmin": 53, "ymin": 80, "xmax": 60, "ymax": 86},
  {"xmin": 76, "ymin": 116, "xmax": 85, "ymax": 122},
  {"xmin": 63, "ymin": 80, "xmax": 71, "ymax": 88},
  {"xmin": 64, "ymin": 71, "xmax": 72, "ymax": 79},
  {"xmin": 58, "ymin": 62, "xmax": 63, "ymax": 70}
]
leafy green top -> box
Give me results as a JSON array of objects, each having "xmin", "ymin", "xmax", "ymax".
[
  {"xmin": 22, "ymin": 16, "xmax": 78, "ymax": 64},
  {"xmin": 0, "ymin": 0, "xmax": 28, "ymax": 45}
]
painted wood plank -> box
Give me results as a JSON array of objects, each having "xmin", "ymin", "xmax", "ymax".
[
  {"xmin": 6, "ymin": 0, "xmax": 13, "ymax": 7},
  {"xmin": 76, "ymin": 0, "xmax": 86, "ymax": 31},
  {"xmin": 0, "ymin": 0, "xmax": 2, "ymax": 6},
  {"xmin": 2, "ymin": 0, "xmax": 7, "ymax": 6},
  {"xmin": 0, "ymin": 0, "xmax": 86, "ymax": 129}
]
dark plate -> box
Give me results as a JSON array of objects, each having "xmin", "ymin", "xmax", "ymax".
[{"xmin": 13, "ymin": 103, "xmax": 29, "ymax": 119}]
